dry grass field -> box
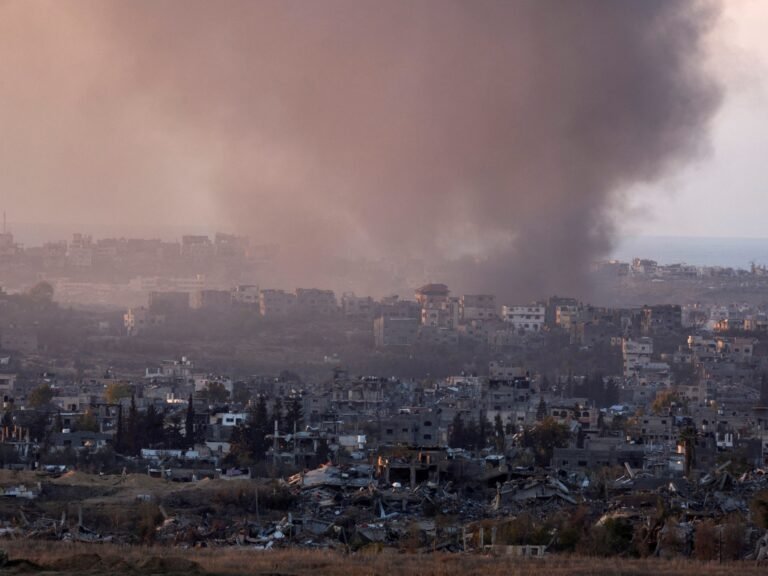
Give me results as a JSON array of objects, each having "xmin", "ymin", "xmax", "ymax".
[{"xmin": 1, "ymin": 541, "xmax": 766, "ymax": 576}]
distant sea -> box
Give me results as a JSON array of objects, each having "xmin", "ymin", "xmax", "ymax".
[{"xmin": 611, "ymin": 236, "xmax": 768, "ymax": 269}]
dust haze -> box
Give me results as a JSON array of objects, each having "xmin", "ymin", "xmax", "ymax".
[{"xmin": 0, "ymin": 1, "xmax": 722, "ymax": 299}]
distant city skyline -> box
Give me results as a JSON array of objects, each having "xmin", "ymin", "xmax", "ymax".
[{"xmin": 9, "ymin": 222, "xmax": 768, "ymax": 272}]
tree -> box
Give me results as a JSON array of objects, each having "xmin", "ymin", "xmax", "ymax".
[
  {"xmin": 27, "ymin": 281, "xmax": 54, "ymax": 305},
  {"xmin": 253, "ymin": 395, "xmax": 268, "ymax": 427},
  {"xmin": 126, "ymin": 395, "xmax": 141, "ymax": 455},
  {"xmin": 145, "ymin": 405, "xmax": 166, "ymax": 447},
  {"xmin": 226, "ymin": 424, "xmax": 249, "ymax": 466},
  {"xmin": 1, "ymin": 410, "xmax": 13, "ymax": 431},
  {"xmin": 285, "ymin": 395, "xmax": 304, "ymax": 433},
  {"xmin": 28, "ymin": 383, "xmax": 54, "ymax": 408},
  {"xmin": 0, "ymin": 444, "xmax": 20, "ymax": 467},
  {"xmin": 105, "ymin": 382, "xmax": 132, "ymax": 404},
  {"xmin": 505, "ymin": 412, "xmax": 518, "ymax": 436},
  {"xmin": 522, "ymin": 417, "xmax": 571, "ymax": 466},
  {"xmin": 583, "ymin": 517, "xmax": 634, "ymax": 557},
  {"xmin": 185, "ymin": 395, "xmax": 196, "ymax": 448},
  {"xmin": 477, "ymin": 412, "xmax": 492, "ymax": 450},
  {"xmin": 232, "ymin": 381, "xmax": 251, "ymax": 405},
  {"xmin": 463, "ymin": 417, "xmax": 479, "ymax": 450},
  {"xmin": 165, "ymin": 413, "xmax": 184, "ymax": 449},
  {"xmin": 247, "ymin": 396, "xmax": 269, "ymax": 460},
  {"xmin": 115, "ymin": 406, "xmax": 125, "ymax": 453},
  {"xmin": 652, "ymin": 390, "xmax": 681, "ymax": 415},
  {"xmin": 228, "ymin": 396, "xmax": 270, "ymax": 465},
  {"xmin": 74, "ymin": 409, "xmax": 99, "ymax": 433},
  {"xmin": 449, "ymin": 412, "xmax": 466, "ymax": 449},
  {"xmin": 201, "ymin": 382, "xmax": 229, "ymax": 405},
  {"xmin": 315, "ymin": 438, "xmax": 331, "ymax": 464},
  {"xmin": 28, "ymin": 411, "xmax": 49, "ymax": 443},
  {"xmin": 536, "ymin": 397, "xmax": 548, "ymax": 421},
  {"xmin": 270, "ymin": 396, "xmax": 284, "ymax": 433}
]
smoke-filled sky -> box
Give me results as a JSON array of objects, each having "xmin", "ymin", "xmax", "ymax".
[
  {"xmin": 0, "ymin": 0, "xmax": 750, "ymax": 297},
  {"xmin": 626, "ymin": 0, "xmax": 768, "ymax": 240}
]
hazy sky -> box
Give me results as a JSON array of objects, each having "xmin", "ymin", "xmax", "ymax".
[{"xmin": 628, "ymin": 0, "xmax": 768, "ymax": 239}]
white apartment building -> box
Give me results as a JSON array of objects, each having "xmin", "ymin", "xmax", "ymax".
[{"xmin": 502, "ymin": 304, "xmax": 546, "ymax": 332}]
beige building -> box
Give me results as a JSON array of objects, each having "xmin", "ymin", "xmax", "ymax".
[
  {"xmin": 190, "ymin": 289, "xmax": 232, "ymax": 310},
  {"xmin": 622, "ymin": 337, "xmax": 653, "ymax": 378},
  {"xmin": 461, "ymin": 294, "xmax": 497, "ymax": 322},
  {"xmin": 124, "ymin": 306, "xmax": 165, "ymax": 336},
  {"xmin": 295, "ymin": 288, "xmax": 337, "ymax": 315}
]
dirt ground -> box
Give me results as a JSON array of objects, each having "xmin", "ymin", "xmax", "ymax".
[
  {"xmin": 0, "ymin": 468, "xmax": 286, "ymax": 539},
  {"xmin": 0, "ymin": 541, "xmax": 766, "ymax": 576}
]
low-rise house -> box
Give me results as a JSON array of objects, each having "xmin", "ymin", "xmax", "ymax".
[
  {"xmin": 49, "ymin": 430, "xmax": 111, "ymax": 452},
  {"xmin": 553, "ymin": 436, "xmax": 644, "ymax": 474},
  {"xmin": 209, "ymin": 411, "xmax": 247, "ymax": 427}
]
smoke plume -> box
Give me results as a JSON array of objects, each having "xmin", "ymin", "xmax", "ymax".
[{"xmin": 0, "ymin": 1, "xmax": 722, "ymax": 299}]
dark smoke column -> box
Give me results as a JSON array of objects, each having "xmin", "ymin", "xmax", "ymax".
[{"xmin": 96, "ymin": 0, "xmax": 722, "ymax": 298}]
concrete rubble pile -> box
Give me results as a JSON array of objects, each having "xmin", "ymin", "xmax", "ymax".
[{"xmin": 3, "ymin": 457, "xmax": 768, "ymax": 557}]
